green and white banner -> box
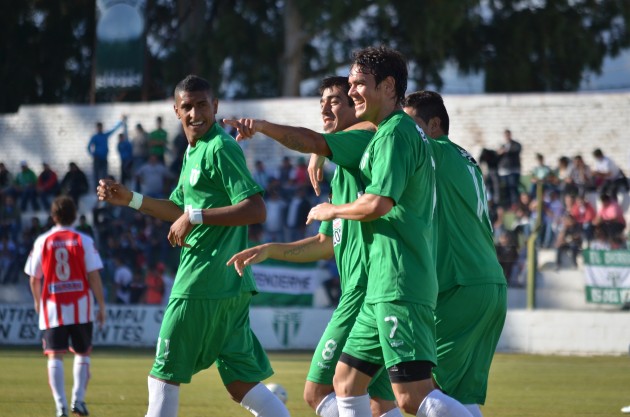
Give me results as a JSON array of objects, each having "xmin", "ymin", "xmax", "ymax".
[
  {"xmin": 95, "ymin": 0, "xmax": 145, "ymax": 90},
  {"xmin": 250, "ymin": 264, "xmax": 326, "ymax": 307},
  {"xmin": 583, "ymin": 249, "xmax": 630, "ymax": 304}
]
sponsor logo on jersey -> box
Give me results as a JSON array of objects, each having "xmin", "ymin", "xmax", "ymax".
[
  {"xmin": 49, "ymin": 280, "xmax": 84, "ymax": 294},
  {"xmin": 332, "ymin": 219, "xmax": 342, "ymax": 247},
  {"xmin": 189, "ymin": 168, "xmax": 201, "ymax": 186}
]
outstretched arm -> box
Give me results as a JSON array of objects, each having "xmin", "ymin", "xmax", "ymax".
[
  {"xmin": 97, "ymin": 179, "xmax": 183, "ymax": 222},
  {"xmin": 223, "ymin": 118, "xmax": 332, "ymax": 156},
  {"xmin": 227, "ymin": 233, "xmax": 333, "ymax": 276}
]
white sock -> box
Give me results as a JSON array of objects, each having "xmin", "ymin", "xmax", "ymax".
[
  {"xmin": 316, "ymin": 392, "xmax": 339, "ymax": 417},
  {"xmin": 417, "ymin": 390, "xmax": 473, "ymax": 417},
  {"xmin": 380, "ymin": 407, "xmax": 405, "ymax": 417},
  {"xmin": 464, "ymin": 404, "xmax": 483, "ymax": 417},
  {"xmin": 146, "ymin": 376, "xmax": 180, "ymax": 417},
  {"xmin": 337, "ymin": 394, "xmax": 372, "ymax": 417},
  {"xmin": 464, "ymin": 404, "xmax": 482, "ymax": 417},
  {"xmin": 47, "ymin": 359, "xmax": 67, "ymax": 410},
  {"xmin": 72, "ymin": 355, "xmax": 90, "ymax": 403},
  {"xmin": 240, "ymin": 382, "xmax": 290, "ymax": 417}
]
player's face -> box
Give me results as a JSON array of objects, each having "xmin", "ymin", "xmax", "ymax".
[
  {"xmin": 320, "ymin": 86, "xmax": 356, "ymax": 133},
  {"xmin": 173, "ymin": 90, "xmax": 218, "ymax": 143},
  {"xmin": 403, "ymin": 106, "xmax": 429, "ymax": 133},
  {"xmin": 348, "ymin": 64, "xmax": 385, "ymax": 124}
]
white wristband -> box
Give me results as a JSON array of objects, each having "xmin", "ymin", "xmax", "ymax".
[
  {"xmin": 188, "ymin": 208, "xmax": 203, "ymax": 224},
  {"xmin": 128, "ymin": 191, "xmax": 143, "ymax": 210}
]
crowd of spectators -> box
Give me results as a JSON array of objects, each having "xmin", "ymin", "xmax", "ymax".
[
  {"xmin": 484, "ymin": 133, "xmax": 629, "ymax": 286},
  {"xmin": 0, "ymin": 116, "xmax": 336, "ymax": 305},
  {"xmin": 2, "ymin": 124, "xmax": 628, "ymax": 300}
]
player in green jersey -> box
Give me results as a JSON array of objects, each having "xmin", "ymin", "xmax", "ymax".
[
  {"xmin": 96, "ymin": 75, "xmax": 290, "ymax": 417},
  {"xmin": 226, "ymin": 76, "xmax": 401, "ymax": 417},
  {"xmin": 403, "ymin": 91, "xmax": 507, "ymax": 417},
  {"xmin": 305, "ymin": 47, "xmax": 473, "ymax": 417}
]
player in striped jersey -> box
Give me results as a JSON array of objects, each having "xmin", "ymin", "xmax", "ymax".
[{"xmin": 24, "ymin": 195, "xmax": 106, "ymax": 417}]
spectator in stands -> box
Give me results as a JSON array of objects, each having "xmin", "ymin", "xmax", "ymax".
[
  {"xmin": 252, "ymin": 160, "xmax": 271, "ymax": 191},
  {"xmin": 550, "ymin": 156, "xmax": 572, "ymax": 196},
  {"xmin": 24, "ymin": 216, "xmax": 44, "ymax": 243},
  {"xmin": 284, "ymin": 185, "xmax": 311, "ymax": 242},
  {"xmin": 291, "ymin": 157, "xmax": 309, "ymax": 188},
  {"xmin": 594, "ymin": 192, "xmax": 626, "ymax": 239},
  {"xmin": 0, "ymin": 194, "xmax": 21, "ymax": 241},
  {"xmin": 479, "ymin": 148, "xmax": 501, "ymax": 205},
  {"xmin": 14, "ymin": 161, "xmax": 40, "ymax": 211},
  {"xmin": 569, "ymin": 194, "xmax": 596, "ymax": 246},
  {"xmin": 128, "ymin": 267, "xmax": 147, "ymax": 304},
  {"xmin": 566, "ymin": 155, "xmax": 593, "ymax": 197},
  {"xmin": 0, "ymin": 233, "xmax": 18, "ymax": 284},
  {"xmin": 555, "ymin": 214, "xmax": 582, "ymax": 269},
  {"xmin": 590, "ymin": 225, "xmax": 611, "ymax": 250},
  {"xmin": 117, "ymin": 132, "xmax": 134, "ymax": 186},
  {"xmin": 75, "ymin": 214, "xmax": 94, "ymax": 238},
  {"xmin": 543, "ymin": 189, "xmax": 565, "ymax": 248},
  {"xmin": 144, "ymin": 262, "xmax": 165, "ymax": 305},
  {"xmin": 276, "ymin": 156, "xmax": 294, "ymax": 195},
  {"xmin": 148, "ymin": 116, "xmax": 168, "ymax": 163},
  {"xmin": 36, "ymin": 162, "xmax": 60, "ymax": 209},
  {"xmin": 264, "ymin": 188, "xmax": 286, "ymax": 242},
  {"xmin": 497, "ymin": 128, "xmax": 522, "ymax": 208},
  {"xmin": 60, "ymin": 162, "xmax": 89, "ymax": 209},
  {"xmin": 113, "ymin": 255, "xmax": 133, "ymax": 304},
  {"xmin": 529, "ymin": 153, "xmax": 552, "ymax": 199},
  {"xmin": 592, "ymin": 148, "xmax": 628, "ymax": 197},
  {"xmin": 135, "ymin": 154, "xmax": 174, "ymax": 198},
  {"xmin": 131, "ymin": 123, "xmax": 150, "ymax": 174},
  {"xmin": 0, "ymin": 162, "xmax": 14, "ymax": 200},
  {"xmin": 87, "ymin": 117, "xmax": 125, "ymax": 187},
  {"xmin": 495, "ymin": 230, "xmax": 519, "ymax": 285}
]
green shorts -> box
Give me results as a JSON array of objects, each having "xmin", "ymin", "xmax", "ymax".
[
  {"xmin": 433, "ymin": 284, "xmax": 507, "ymax": 405},
  {"xmin": 307, "ymin": 287, "xmax": 395, "ymax": 401},
  {"xmin": 150, "ymin": 293, "xmax": 274, "ymax": 384},
  {"xmin": 343, "ymin": 300, "xmax": 437, "ymax": 370}
]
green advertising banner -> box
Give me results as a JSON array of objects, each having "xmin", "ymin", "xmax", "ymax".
[
  {"xmin": 583, "ymin": 249, "xmax": 630, "ymax": 304},
  {"xmin": 95, "ymin": 0, "xmax": 144, "ymax": 90}
]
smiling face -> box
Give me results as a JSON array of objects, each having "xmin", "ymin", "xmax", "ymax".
[
  {"xmin": 173, "ymin": 89, "xmax": 218, "ymax": 145},
  {"xmin": 348, "ymin": 64, "xmax": 395, "ymax": 125},
  {"xmin": 320, "ymin": 85, "xmax": 358, "ymax": 133}
]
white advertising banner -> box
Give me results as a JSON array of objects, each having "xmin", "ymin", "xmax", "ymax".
[
  {"xmin": 251, "ymin": 264, "xmax": 323, "ymax": 295},
  {"xmin": 583, "ymin": 249, "xmax": 630, "ymax": 304},
  {"xmin": 0, "ymin": 304, "xmax": 333, "ymax": 350}
]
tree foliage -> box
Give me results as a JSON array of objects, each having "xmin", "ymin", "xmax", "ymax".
[{"xmin": 1, "ymin": 0, "xmax": 629, "ymax": 112}]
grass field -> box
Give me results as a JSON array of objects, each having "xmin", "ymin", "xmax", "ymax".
[{"xmin": 1, "ymin": 347, "xmax": 629, "ymax": 416}]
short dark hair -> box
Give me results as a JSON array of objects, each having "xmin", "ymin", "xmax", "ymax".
[
  {"xmin": 403, "ymin": 91, "xmax": 450, "ymax": 134},
  {"xmin": 174, "ymin": 75, "xmax": 213, "ymax": 99},
  {"xmin": 352, "ymin": 46, "xmax": 408, "ymax": 105},
  {"xmin": 51, "ymin": 195, "xmax": 77, "ymax": 226},
  {"xmin": 593, "ymin": 148, "xmax": 603, "ymax": 158},
  {"xmin": 319, "ymin": 76, "xmax": 353, "ymax": 107}
]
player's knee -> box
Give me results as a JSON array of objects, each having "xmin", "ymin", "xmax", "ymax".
[{"xmin": 303, "ymin": 383, "xmax": 333, "ymax": 411}]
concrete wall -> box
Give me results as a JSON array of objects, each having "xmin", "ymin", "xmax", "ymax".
[{"xmin": 1, "ymin": 91, "xmax": 629, "ymax": 186}]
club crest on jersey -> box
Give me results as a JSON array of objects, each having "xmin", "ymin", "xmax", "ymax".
[{"xmin": 189, "ymin": 168, "xmax": 201, "ymax": 186}]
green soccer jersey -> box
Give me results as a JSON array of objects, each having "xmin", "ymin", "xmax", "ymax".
[
  {"xmin": 430, "ymin": 136, "xmax": 506, "ymax": 291},
  {"xmin": 359, "ymin": 111, "xmax": 438, "ymax": 306},
  {"xmin": 168, "ymin": 123, "xmax": 262, "ymax": 299},
  {"xmin": 319, "ymin": 129, "xmax": 374, "ymax": 292}
]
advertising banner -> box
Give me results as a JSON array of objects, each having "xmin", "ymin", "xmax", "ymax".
[
  {"xmin": 250, "ymin": 264, "xmax": 327, "ymax": 306},
  {"xmin": 0, "ymin": 305, "xmax": 334, "ymax": 350},
  {"xmin": 583, "ymin": 249, "xmax": 630, "ymax": 304},
  {"xmin": 95, "ymin": 0, "xmax": 145, "ymax": 90}
]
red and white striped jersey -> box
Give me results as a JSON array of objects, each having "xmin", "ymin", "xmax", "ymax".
[{"xmin": 24, "ymin": 226, "xmax": 103, "ymax": 330}]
